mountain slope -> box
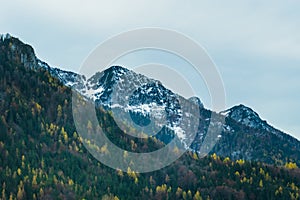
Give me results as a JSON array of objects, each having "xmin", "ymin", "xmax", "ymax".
[
  {"xmin": 68, "ymin": 65, "xmax": 300, "ymax": 166},
  {"xmin": 72, "ymin": 66, "xmax": 300, "ymax": 166},
  {"xmin": 1, "ymin": 34, "xmax": 300, "ymax": 167},
  {"xmin": 216, "ymin": 105, "xmax": 300, "ymax": 165},
  {"xmin": 1, "ymin": 34, "xmax": 300, "ymax": 199}
]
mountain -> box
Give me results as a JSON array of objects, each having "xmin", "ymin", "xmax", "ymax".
[
  {"xmin": 220, "ymin": 104, "xmax": 297, "ymax": 144},
  {"xmin": 215, "ymin": 104, "xmax": 300, "ymax": 164},
  {"xmin": 61, "ymin": 58, "xmax": 300, "ymax": 166},
  {"xmin": 1, "ymin": 33, "xmax": 300, "ymax": 199},
  {"xmin": 1, "ymin": 33, "xmax": 300, "ymax": 166},
  {"xmin": 53, "ymin": 64, "xmax": 300, "ymax": 166}
]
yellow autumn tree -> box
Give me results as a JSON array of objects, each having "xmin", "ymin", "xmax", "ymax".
[
  {"xmin": 259, "ymin": 179, "xmax": 263, "ymax": 188},
  {"xmin": 176, "ymin": 187, "xmax": 182, "ymax": 198},
  {"xmin": 194, "ymin": 191, "xmax": 202, "ymax": 200},
  {"xmin": 236, "ymin": 159, "xmax": 245, "ymax": 165},
  {"xmin": 61, "ymin": 127, "xmax": 68, "ymax": 143},
  {"xmin": 223, "ymin": 157, "xmax": 230, "ymax": 163},
  {"xmin": 57, "ymin": 105, "xmax": 62, "ymax": 118},
  {"xmin": 17, "ymin": 181, "xmax": 25, "ymax": 200},
  {"xmin": 32, "ymin": 175, "xmax": 37, "ymax": 186},
  {"xmin": 285, "ymin": 162, "xmax": 298, "ymax": 169},
  {"xmin": 192, "ymin": 152, "xmax": 198, "ymax": 160}
]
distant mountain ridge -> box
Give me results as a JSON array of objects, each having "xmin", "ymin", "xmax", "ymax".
[{"xmin": 1, "ymin": 34, "xmax": 299, "ymax": 166}]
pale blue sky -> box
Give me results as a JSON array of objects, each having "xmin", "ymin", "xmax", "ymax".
[{"xmin": 1, "ymin": 0, "xmax": 299, "ymax": 139}]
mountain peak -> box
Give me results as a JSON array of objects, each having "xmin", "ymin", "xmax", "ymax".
[
  {"xmin": 0, "ymin": 34, "xmax": 40, "ymax": 70},
  {"xmin": 89, "ymin": 66, "xmax": 129, "ymax": 84},
  {"xmin": 104, "ymin": 65, "xmax": 129, "ymax": 73},
  {"xmin": 231, "ymin": 104, "xmax": 259, "ymax": 117},
  {"xmin": 188, "ymin": 96, "xmax": 204, "ymax": 108},
  {"xmin": 221, "ymin": 104, "xmax": 266, "ymax": 129},
  {"xmin": 0, "ymin": 33, "xmax": 12, "ymax": 40}
]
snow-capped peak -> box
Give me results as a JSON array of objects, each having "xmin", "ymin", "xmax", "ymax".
[{"xmin": 221, "ymin": 104, "xmax": 270, "ymax": 131}]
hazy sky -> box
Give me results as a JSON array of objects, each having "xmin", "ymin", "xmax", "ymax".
[{"xmin": 1, "ymin": 1, "xmax": 300, "ymax": 139}]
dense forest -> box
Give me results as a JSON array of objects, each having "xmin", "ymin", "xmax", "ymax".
[{"xmin": 0, "ymin": 36, "xmax": 300, "ymax": 199}]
